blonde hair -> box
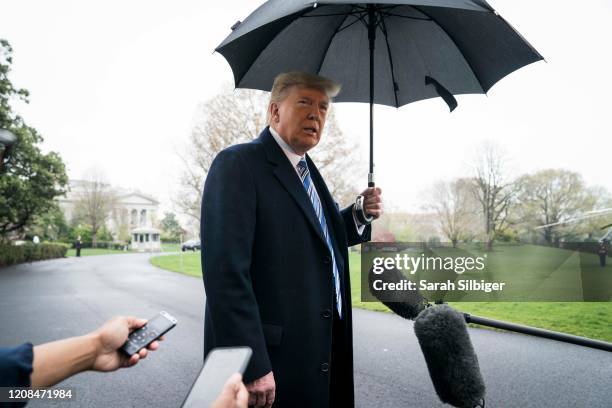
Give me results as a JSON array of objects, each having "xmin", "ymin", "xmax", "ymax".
[{"xmin": 267, "ymin": 71, "xmax": 341, "ymax": 124}]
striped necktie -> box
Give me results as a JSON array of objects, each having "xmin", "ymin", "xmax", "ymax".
[{"xmin": 296, "ymin": 158, "xmax": 342, "ymax": 318}]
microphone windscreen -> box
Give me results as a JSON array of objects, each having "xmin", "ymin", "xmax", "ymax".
[
  {"xmin": 368, "ymin": 265, "xmax": 428, "ymax": 320},
  {"xmin": 414, "ymin": 304, "xmax": 485, "ymax": 408}
]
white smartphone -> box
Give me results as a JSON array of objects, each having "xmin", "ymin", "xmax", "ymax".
[{"xmin": 181, "ymin": 346, "xmax": 252, "ymax": 408}]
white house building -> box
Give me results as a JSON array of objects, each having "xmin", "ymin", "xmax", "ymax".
[
  {"xmin": 57, "ymin": 180, "xmax": 162, "ymax": 252},
  {"xmin": 118, "ymin": 192, "xmax": 162, "ymax": 252}
]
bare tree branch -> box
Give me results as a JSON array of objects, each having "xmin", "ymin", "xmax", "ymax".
[
  {"xmin": 73, "ymin": 170, "xmax": 116, "ymax": 247},
  {"xmin": 470, "ymin": 142, "xmax": 514, "ymax": 249},
  {"xmin": 427, "ymin": 178, "xmax": 480, "ymax": 247}
]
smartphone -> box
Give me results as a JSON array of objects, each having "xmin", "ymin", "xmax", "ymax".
[
  {"xmin": 121, "ymin": 311, "xmax": 177, "ymax": 356},
  {"xmin": 181, "ymin": 347, "xmax": 252, "ymax": 408}
]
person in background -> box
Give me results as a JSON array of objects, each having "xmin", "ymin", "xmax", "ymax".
[{"xmin": 75, "ymin": 235, "xmax": 82, "ymax": 257}]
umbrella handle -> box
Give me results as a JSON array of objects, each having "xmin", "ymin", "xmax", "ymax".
[
  {"xmin": 355, "ymin": 195, "xmax": 373, "ymax": 224},
  {"xmin": 355, "ymin": 173, "xmax": 375, "ymax": 224}
]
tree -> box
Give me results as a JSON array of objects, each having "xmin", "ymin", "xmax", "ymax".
[
  {"xmin": 175, "ymin": 87, "xmax": 267, "ymax": 224},
  {"xmin": 515, "ymin": 169, "xmax": 600, "ymax": 245},
  {"xmin": 470, "ymin": 142, "xmax": 514, "ymax": 249},
  {"xmin": 111, "ymin": 206, "xmax": 131, "ymax": 243},
  {"xmin": 374, "ymin": 211, "xmax": 418, "ymax": 242},
  {"xmin": 427, "ymin": 178, "xmax": 479, "ymax": 247},
  {"xmin": 73, "ymin": 172, "xmax": 116, "ymax": 248},
  {"xmin": 159, "ymin": 212, "xmax": 185, "ymax": 242},
  {"xmin": 0, "ymin": 39, "xmax": 68, "ymax": 241},
  {"xmin": 176, "ymin": 86, "xmax": 361, "ymax": 223},
  {"xmin": 26, "ymin": 205, "xmax": 70, "ymax": 242}
]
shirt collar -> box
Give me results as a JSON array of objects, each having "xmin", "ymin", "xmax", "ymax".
[{"xmin": 269, "ymin": 126, "xmax": 304, "ymax": 169}]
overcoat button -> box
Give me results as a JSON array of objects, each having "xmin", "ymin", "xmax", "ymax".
[
  {"xmin": 321, "ymin": 309, "xmax": 332, "ymax": 318},
  {"xmin": 324, "ymin": 256, "xmax": 331, "ymax": 264},
  {"xmin": 321, "ymin": 363, "xmax": 330, "ymax": 372}
]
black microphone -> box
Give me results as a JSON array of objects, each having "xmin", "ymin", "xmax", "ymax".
[
  {"xmin": 414, "ymin": 304, "xmax": 486, "ymax": 408},
  {"xmin": 367, "ymin": 265, "xmax": 428, "ymax": 320}
]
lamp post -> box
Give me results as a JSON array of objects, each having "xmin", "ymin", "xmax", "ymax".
[{"xmin": 0, "ymin": 129, "xmax": 17, "ymax": 171}]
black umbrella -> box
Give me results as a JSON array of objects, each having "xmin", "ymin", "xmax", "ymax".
[{"xmin": 215, "ymin": 0, "xmax": 542, "ymax": 214}]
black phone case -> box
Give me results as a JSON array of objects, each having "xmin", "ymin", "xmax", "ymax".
[{"xmin": 121, "ymin": 312, "xmax": 177, "ymax": 356}]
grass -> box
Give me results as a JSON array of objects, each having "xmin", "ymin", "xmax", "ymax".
[
  {"xmin": 446, "ymin": 302, "xmax": 612, "ymax": 342},
  {"xmin": 66, "ymin": 248, "xmax": 132, "ymax": 257},
  {"xmin": 150, "ymin": 248, "xmax": 612, "ymax": 342},
  {"xmin": 150, "ymin": 251, "xmax": 202, "ymax": 278},
  {"xmin": 65, "ymin": 242, "xmax": 183, "ymax": 256}
]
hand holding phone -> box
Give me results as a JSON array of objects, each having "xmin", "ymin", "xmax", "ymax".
[
  {"xmin": 181, "ymin": 347, "xmax": 252, "ymax": 408},
  {"xmin": 121, "ymin": 311, "xmax": 177, "ymax": 356}
]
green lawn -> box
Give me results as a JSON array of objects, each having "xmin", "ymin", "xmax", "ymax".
[
  {"xmin": 150, "ymin": 252, "xmax": 202, "ymax": 277},
  {"xmin": 150, "ymin": 250, "xmax": 612, "ymax": 342},
  {"xmin": 66, "ymin": 248, "xmax": 132, "ymax": 257},
  {"xmin": 66, "ymin": 242, "xmax": 182, "ymax": 256}
]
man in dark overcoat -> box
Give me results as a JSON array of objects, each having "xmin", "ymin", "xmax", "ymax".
[{"xmin": 201, "ymin": 71, "xmax": 383, "ymax": 408}]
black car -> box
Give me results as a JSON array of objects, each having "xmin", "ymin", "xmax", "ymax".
[{"xmin": 181, "ymin": 239, "xmax": 201, "ymax": 252}]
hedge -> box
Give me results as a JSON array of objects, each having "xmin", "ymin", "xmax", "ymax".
[
  {"xmin": 58, "ymin": 241, "xmax": 128, "ymax": 250},
  {"xmin": 0, "ymin": 243, "xmax": 68, "ymax": 267}
]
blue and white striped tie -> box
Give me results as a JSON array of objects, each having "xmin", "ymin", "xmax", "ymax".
[{"xmin": 296, "ymin": 158, "xmax": 342, "ymax": 318}]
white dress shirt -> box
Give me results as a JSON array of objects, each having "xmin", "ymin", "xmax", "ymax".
[{"xmin": 269, "ymin": 126, "xmax": 365, "ymax": 235}]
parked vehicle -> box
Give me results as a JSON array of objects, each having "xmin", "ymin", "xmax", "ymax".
[{"xmin": 181, "ymin": 239, "xmax": 201, "ymax": 252}]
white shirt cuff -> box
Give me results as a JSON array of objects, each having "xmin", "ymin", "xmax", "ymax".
[{"xmin": 352, "ymin": 208, "xmax": 366, "ymax": 235}]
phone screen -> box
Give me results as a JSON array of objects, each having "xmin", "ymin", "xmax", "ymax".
[
  {"xmin": 147, "ymin": 313, "xmax": 175, "ymax": 334},
  {"xmin": 181, "ymin": 347, "xmax": 252, "ymax": 408}
]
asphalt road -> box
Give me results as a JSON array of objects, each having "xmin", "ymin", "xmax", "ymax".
[{"xmin": 0, "ymin": 254, "xmax": 611, "ymax": 407}]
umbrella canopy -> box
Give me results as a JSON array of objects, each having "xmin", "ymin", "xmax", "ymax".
[
  {"xmin": 216, "ymin": 0, "xmax": 543, "ymax": 108},
  {"xmin": 216, "ymin": 0, "xmax": 542, "ymax": 212}
]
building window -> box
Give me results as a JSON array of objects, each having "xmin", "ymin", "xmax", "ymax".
[
  {"xmin": 145, "ymin": 234, "xmax": 149, "ymax": 242},
  {"xmin": 131, "ymin": 209, "xmax": 138, "ymax": 227},
  {"xmin": 140, "ymin": 209, "xmax": 147, "ymax": 226},
  {"xmin": 139, "ymin": 234, "xmax": 144, "ymax": 243}
]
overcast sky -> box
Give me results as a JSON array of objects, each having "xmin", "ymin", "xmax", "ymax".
[{"xmin": 2, "ymin": 0, "xmax": 611, "ymax": 218}]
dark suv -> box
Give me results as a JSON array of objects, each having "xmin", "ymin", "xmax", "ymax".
[{"xmin": 181, "ymin": 239, "xmax": 201, "ymax": 252}]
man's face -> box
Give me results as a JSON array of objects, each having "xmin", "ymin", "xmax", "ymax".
[{"xmin": 270, "ymin": 85, "xmax": 329, "ymax": 155}]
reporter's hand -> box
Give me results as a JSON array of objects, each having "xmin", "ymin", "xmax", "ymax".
[
  {"xmin": 211, "ymin": 373, "xmax": 248, "ymax": 408},
  {"xmin": 90, "ymin": 316, "xmax": 162, "ymax": 371},
  {"xmin": 246, "ymin": 371, "xmax": 275, "ymax": 408},
  {"xmin": 360, "ymin": 187, "xmax": 383, "ymax": 219}
]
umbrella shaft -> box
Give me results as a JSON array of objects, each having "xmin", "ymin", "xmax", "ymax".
[{"xmin": 368, "ymin": 6, "xmax": 376, "ymax": 184}]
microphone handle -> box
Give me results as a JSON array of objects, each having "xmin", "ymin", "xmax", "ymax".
[{"xmin": 464, "ymin": 313, "xmax": 612, "ymax": 352}]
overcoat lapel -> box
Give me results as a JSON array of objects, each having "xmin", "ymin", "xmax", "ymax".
[
  {"xmin": 259, "ymin": 128, "xmax": 328, "ymax": 248},
  {"xmin": 307, "ymin": 155, "xmax": 346, "ymax": 247}
]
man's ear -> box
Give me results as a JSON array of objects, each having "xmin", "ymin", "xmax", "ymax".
[{"xmin": 270, "ymin": 103, "xmax": 280, "ymax": 123}]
